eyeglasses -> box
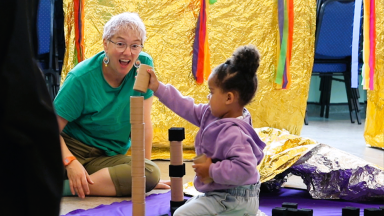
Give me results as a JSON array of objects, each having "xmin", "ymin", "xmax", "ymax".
[{"xmin": 108, "ymin": 39, "xmax": 144, "ymax": 53}]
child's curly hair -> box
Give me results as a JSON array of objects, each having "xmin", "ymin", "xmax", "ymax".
[{"xmin": 212, "ymin": 45, "xmax": 261, "ymax": 106}]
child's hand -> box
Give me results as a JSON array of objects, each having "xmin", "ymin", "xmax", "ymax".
[
  {"xmin": 146, "ymin": 69, "xmax": 160, "ymax": 92},
  {"xmin": 192, "ymin": 157, "xmax": 212, "ymax": 182}
]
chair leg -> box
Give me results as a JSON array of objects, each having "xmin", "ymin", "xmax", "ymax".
[
  {"xmin": 343, "ymin": 72, "xmax": 356, "ymax": 123},
  {"xmin": 324, "ymin": 76, "xmax": 332, "ymax": 118},
  {"xmin": 319, "ymin": 76, "xmax": 326, "ymax": 117},
  {"xmin": 304, "ymin": 108, "xmax": 309, "ymax": 125},
  {"xmin": 351, "ymin": 88, "xmax": 362, "ymax": 124}
]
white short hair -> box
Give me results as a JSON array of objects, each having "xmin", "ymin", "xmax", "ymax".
[{"xmin": 102, "ymin": 12, "xmax": 146, "ymax": 43}]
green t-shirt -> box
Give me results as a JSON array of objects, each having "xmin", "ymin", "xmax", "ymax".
[{"xmin": 54, "ymin": 51, "xmax": 154, "ymax": 156}]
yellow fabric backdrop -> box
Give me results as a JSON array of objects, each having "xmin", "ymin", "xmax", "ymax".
[
  {"xmin": 364, "ymin": 1, "xmax": 384, "ymax": 149},
  {"xmin": 62, "ymin": 0, "xmax": 317, "ymax": 159}
]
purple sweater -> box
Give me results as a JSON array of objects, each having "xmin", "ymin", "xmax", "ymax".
[{"xmin": 155, "ymin": 83, "xmax": 266, "ymax": 192}]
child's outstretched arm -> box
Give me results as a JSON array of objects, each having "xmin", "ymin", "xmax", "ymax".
[{"xmin": 147, "ymin": 69, "xmax": 207, "ymax": 127}]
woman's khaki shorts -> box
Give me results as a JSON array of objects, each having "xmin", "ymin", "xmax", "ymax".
[{"xmin": 62, "ymin": 133, "xmax": 160, "ymax": 196}]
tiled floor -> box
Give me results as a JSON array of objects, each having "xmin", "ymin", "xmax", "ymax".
[{"xmin": 59, "ymin": 111, "xmax": 384, "ymax": 215}]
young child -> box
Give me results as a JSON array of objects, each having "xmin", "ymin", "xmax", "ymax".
[{"xmin": 147, "ymin": 45, "xmax": 266, "ymax": 216}]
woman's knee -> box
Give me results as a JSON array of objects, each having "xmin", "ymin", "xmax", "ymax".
[
  {"xmin": 144, "ymin": 159, "xmax": 160, "ymax": 192},
  {"xmin": 108, "ymin": 159, "xmax": 160, "ymax": 196}
]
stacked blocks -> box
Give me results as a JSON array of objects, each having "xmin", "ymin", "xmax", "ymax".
[
  {"xmin": 130, "ymin": 96, "xmax": 145, "ymax": 216},
  {"xmin": 272, "ymin": 203, "xmax": 313, "ymax": 216},
  {"xmin": 169, "ymin": 128, "xmax": 187, "ymax": 215}
]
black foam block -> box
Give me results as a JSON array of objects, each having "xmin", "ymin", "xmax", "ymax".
[
  {"xmin": 168, "ymin": 127, "xmax": 185, "ymax": 141},
  {"xmin": 272, "ymin": 207, "xmax": 287, "ymax": 216},
  {"xmin": 170, "ymin": 200, "xmax": 187, "ymax": 216},
  {"xmin": 342, "ymin": 206, "xmax": 360, "ymax": 216},
  {"xmin": 364, "ymin": 208, "xmax": 381, "ymax": 216},
  {"xmin": 282, "ymin": 202, "xmax": 298, "ymax": 209},
  {"xmin": 169, "ymin": 164, "xmax": 185, "ymax": 177},
  {"xmin": 287, "ymin": 208, "xmax": 299, "ymax": 216},
  {"xmin": 298, "ymin": 208, "xmax": 313, "ymax": 216}
]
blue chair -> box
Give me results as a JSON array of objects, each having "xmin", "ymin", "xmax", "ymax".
[
  {"xmin": 37, "ymin": 0, "xmax": 61, "ymax": 100},
  {"xmin": 311, "ymin": 0, "xmax": 362, "ymax": 124}
]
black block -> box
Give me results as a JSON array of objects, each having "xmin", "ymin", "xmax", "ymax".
[
  {"xmin": 364, "ymin": 208, "xmax": 381, "ymax": 216},
  {"xmin": 168, "ymin": 127, "xmax": 185, "ymax": 141},
  {"xmin": 282, "ymin": 202, "xmax": 298, "ymax": 209},
  {"xmin": 298, "ymin": 208, "xmax": 313, "ymax": 216},
  {"xmin": 272, "ymin": 207, "xmax": 287, "ymax": 216},
  {"xmin": 287, "ymin": 208, "xmax": 299, "ymax": 216},
  {"xmin": 342, "ymin": 206, "xmax": 360, "ymax": 216},
  {"xmin": 169, "ymin": 164, "xmax": 186, "ymax": 177},
  {"xmin": 170, "ymin": 200, "xmax": 187, "ymax": 216}
]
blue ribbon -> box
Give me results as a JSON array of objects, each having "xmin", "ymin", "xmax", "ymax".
[{"xmin": 351, "ymin": 0, "xmax": 363, "ymax": 88}]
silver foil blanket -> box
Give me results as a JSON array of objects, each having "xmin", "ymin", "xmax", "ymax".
[{"xmin": 285, "ymin": 144, "xmax": 384, "ymax": 201}]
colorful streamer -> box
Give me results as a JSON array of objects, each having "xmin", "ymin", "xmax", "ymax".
[
  {"xmin": 363, "ymin": 0, "xmax": 376, "ymax": 90},
  {"xmin": 74, "ymin": 0, "xmax": 85, "ymax": 65},
  {"xmin": 192, "ymin": 0, "xmax": 211, "ymax": 84},
  {"xmin": 275, "ymin": 0, "xmax": 294, "ymax": 89},
  {"xmin": 351, "ymin": 0, "xmax": 362, "ymax": 88}
]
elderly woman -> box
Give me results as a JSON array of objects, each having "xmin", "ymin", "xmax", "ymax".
[{"xmin": 54, "ymin": 12, "xmax": 169, "ymax": 198}]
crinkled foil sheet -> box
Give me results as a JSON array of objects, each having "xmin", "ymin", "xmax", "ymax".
[
  {"xmin": 62, "ymin": 0, "xmax": 316, "ymax": 160},
  {"xmin": 257, "ymin": 128, "xmax": 384, "ymax": 202},
  {"xmin": 289, "ymin": 144, "xmax": 384, "ymax": 201},
  {"xmin": 364, "ymin": 0, "xmax": 384, "ymax": 149}
]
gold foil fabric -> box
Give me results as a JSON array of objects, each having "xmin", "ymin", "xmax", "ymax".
[
  {"xmin": 62, "ymin": 0, "xmax": 316, "ymax": 159},
  {"xmin": 364, "ymin": 0, "xmax": 384, "ymax": 148},
  {"xmin": 255, "ymin": 127, "xmax": 318, "ymax": 182}
]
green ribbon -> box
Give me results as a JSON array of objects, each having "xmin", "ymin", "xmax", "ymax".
[
  {"xmin": 209, "ymin": 0, "xmax": 217, "ymax": 5},
  {"xmin": 275, "ymin": 0, "xmax": 288, "ymax": 85}
]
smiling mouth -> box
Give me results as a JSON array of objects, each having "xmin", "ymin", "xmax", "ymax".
[{"xmin": 119, "ymin": 59, "xmax": 131, "ymax": 65}]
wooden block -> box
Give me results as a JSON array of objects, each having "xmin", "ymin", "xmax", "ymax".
[
  {"xmin": 132, "ymin": 149, "xmax": 145, "ymax": 163},
  {"xmin": 170, "ymin": 141, "xmax": 183, "ymax": 165},
  {"xmin": 132, "ymin": 202, "xmax": 145, "ymax": 216},
  {"xmin": 131, "ymin": 162, "xmax": 145, "ymax": 170},
  {"xmin": 133, "ymin": 64, "xmax": 152, "ymax": 93},
  {"xmin": 132, "ymin": 189, "xmax": 145, "ymax": 203},
  {"xmin": 193, "ymin": 154, "xmax": 213, "ymax": 184},
  {"xmin": 171, "ymin": 177, "xmax": 184, "ymax": 202},
  {"xmin": 130, "ymin": 108, "xmax": 144, "ymax": 117},
  {"xmin": 132, "ymin": 176, "xmax": 146, "ymax": 189},
  {"xmin": 130, "ymin": 115, "xmax": 144, "ymax": 124},
  {"xmin": 131, "ymin": 167, "xmax": 145, "ymax": 177},
  {"xmin": 130, "ymin": 96, "xmax": 144, "ymax": 106},
  {"xmin": 131, "ymin": 124, "xmax": 145, "ymax": 144}
]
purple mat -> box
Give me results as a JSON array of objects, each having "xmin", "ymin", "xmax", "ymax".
[
  {"xmin": 259, "ymin": 188, "xmax": 383, "ymax": 216},
  {"xmin": 63, "ymin": 192, "xmax": 188, "ymax": 216},
  {"xmin": 63, "ymin": 189, "xmax": 383, "ymax": 216}
]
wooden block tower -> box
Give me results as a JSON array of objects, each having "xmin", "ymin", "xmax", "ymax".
[
  {"xmin": 130, "ymin": 96, "xmax": 145, "ymax": 216},
  {"xmin": 168, "ymin": 127, "xmax": 187, "ymax": 215}
]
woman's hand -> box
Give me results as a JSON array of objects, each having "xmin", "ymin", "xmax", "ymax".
[
  {"xmin": 155, "ymin": 179, "xmax": 171, "ymax": 189},
  {"xmin": 65, "ymin": 160, "xmax": 94, "ymax": 199},
  {"xmin": 146, "ymin": 69, "xmax": 160, "ymax": 92},
  {"xmin": 192, "ymin": 157, "xmax": 212, "ymax": 182}
]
